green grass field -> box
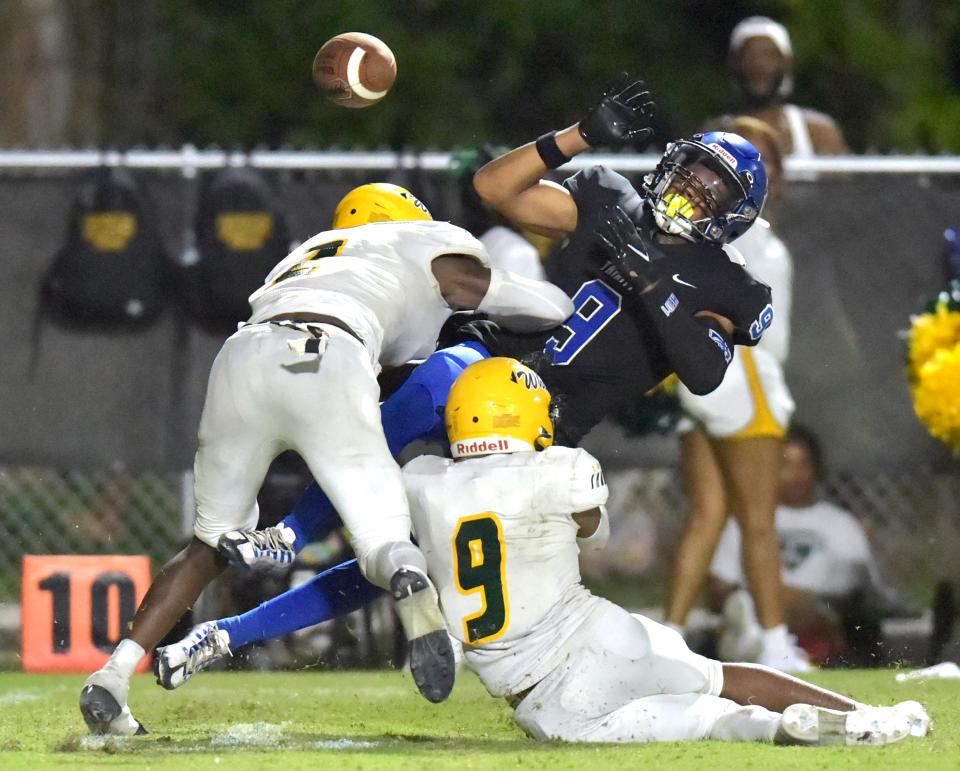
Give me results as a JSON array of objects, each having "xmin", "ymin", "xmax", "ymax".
[{"xmin": 0, "ymin": 668, "xmax": 957, "ymax": 770}]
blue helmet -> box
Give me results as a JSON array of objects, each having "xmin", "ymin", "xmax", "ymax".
[{"xmin": 643, "ymin": 131, "xmax": 767, "ymax": 243}]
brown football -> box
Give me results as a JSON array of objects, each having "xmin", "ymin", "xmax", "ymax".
[{"xmin": 312, "ymin": 32, "xmax": 396, "ymax": 108}]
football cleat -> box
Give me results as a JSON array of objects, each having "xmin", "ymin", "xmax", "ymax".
[
  {"xmin": 218, "ymin": 525, "xmax": 297, "ymax": 571},
  {"xmin": 155, "ymin": 621, "xmax": 232, "ymax": 690},
  {"xmin": 776, "ymin": 703, "xmax": 918, "ymax": 746},
  {"xmin": 893, "ymin": 700, "xmax": 932, "ymax": 737},
  {"xmin": 80, "ymin": 668, "xmax": 147, "ymax": 736},
  {"xmin": 391, "ymin": 567, "xmax": 456, "ymax": 703}
]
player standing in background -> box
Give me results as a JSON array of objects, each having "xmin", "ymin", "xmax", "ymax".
[
  {"xmin": 153, "ymin": 83, "xmax": 784, "ymax": 683},
  {"xmin": 706, "ymin": 16, "xmax": 847, "ymax": 164},
  {"xmin": 665, "ymin": 116, "xmax": 806, "ymax": 671},
  {"xmin": 405, "ymin": 356, "xmax": 928, "ymax": 745},
  {"xmin": 79, "ymin": 183, "xmax": 574, "ymax": 735}
]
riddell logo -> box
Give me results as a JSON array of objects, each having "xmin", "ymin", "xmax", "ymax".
[
  {"xmin": 708, "ymin": 143, "xmax": 738, "ymax": 169},
  {"xmin": 456, "ymin": 439, "xmax": 510, "ymax": 456}
]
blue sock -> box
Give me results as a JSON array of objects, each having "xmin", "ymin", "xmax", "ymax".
[
  {"xmin": 220, "ymin": 342, "xmax": 491, "ymax": 649},
  {"xmin": 218, "ymin": 559, "xmax": 382, "ymax": 649},
  {"xmin": 276, "ymin": 342, "xmax": 490, "ymax": 548},
  {"xmin": 280, "ymin": 482, "xmax": 337, "ymax": 548}
]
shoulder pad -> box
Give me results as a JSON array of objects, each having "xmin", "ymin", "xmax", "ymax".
[{"xmin": 721, "ymin": 242, "xmax": 746, "ymax": 266}]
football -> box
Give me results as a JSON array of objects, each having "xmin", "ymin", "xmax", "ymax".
[{"xmin": 312, "ymin": 32, "xmax": 396, "ymax": 108}]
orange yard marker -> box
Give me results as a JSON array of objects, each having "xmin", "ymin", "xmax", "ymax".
[{"xmin": 21, "ymin": 555, "xmax": 151, "ymax": 672}]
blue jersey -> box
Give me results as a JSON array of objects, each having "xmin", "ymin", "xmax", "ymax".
[{"xmin": 441, "ymin": 166, "xmax": 772, "ymax": 445}]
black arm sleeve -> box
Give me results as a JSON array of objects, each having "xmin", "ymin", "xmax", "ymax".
[{"xmin": 636, "ymin": 282, "xmax": 733, "ymax": 395}]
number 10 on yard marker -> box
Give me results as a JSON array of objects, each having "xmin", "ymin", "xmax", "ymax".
[{"xmin": 21, "ymin": 555, "xmax": 152, "ymax": 672}]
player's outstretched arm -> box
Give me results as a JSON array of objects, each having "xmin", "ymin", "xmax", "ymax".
[
  {"xmin": 473, "ymin": 128, "xmax": 585, "ymax": 239},
  {"xmin": 474, "ymin": 78, "xmax": 656, "ymax": 239},
  {"xmin": 433, "ymin": 255, "xmax": 573, "ymax": 331}
]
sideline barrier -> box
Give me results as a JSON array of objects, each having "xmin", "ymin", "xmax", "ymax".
[
  {"xmin": 0, "ymin": 148, "xmax": 958, "ymax": 177},
  {"xmin": 21, "ymin": 555, "xmax": 151, "ymax": 672}
]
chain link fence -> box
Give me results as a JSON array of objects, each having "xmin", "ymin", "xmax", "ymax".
[
  {"xmin": 3, "ymin": 460, "xmax": 957, "ymax": 608},
  {"xmin": 0, "ymin": 466, "xmax": 186, "ymax": 601}
]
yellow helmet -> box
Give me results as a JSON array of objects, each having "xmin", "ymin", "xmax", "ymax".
[
  {"xmin": 445, "ymin": 357, "xmax": 554, "ymax": 459},
  {"xmin": 331, "ymin": 183, "xmax": 432, "ymax": 229}
]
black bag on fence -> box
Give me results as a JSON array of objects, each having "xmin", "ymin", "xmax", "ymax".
[
  {"xmin": 180, "ymin": 168, "xmax": 291, "ymax": 332},
  {"xmin": 42, "ymin": 166, "xmax": 168, "ymax": 326}
]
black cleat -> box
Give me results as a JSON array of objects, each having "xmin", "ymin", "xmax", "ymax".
[
  {"xmin": 80, "ymin": 683, "xmax": 147, "ymax": 736},
  {"xmin": 391, "ymin": 568, "xmax": 456, "ymax": 703}
]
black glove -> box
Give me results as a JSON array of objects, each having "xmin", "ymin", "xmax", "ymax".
[
  {"xmin": 579, "ymin": 79, "xmax": 656, "ymax": 150},
  {"xmin": 593, "ymin": 205, "xmax": 660, "ymax": 294}
]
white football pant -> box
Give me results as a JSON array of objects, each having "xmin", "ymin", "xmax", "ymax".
[
  {"xmin": 192, "ymin": 322, "xmax": 423, "ymax": 587},
  {"xmin": 513, "ymin": 600, "xmax": 781, "ymax": 743}
]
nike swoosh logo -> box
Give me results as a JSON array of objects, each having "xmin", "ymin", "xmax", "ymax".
[
  {"xmin": 626, "ymin": 243, "xmax": 650, "ymax": 261},
  {"xmin": 672, "ymin": 273, "xmax": 697, "ymax": 289}
]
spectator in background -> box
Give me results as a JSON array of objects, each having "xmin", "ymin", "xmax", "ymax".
[
  {"xmin": 708, "ymin": 424, "xmax": 917, "ymax": 667},
  {"xmin": 705, "ymin": 16, "xmax": 848, "ymax": 161},
  {"xmin": 664, "ymin": 117, "xmax": 805, "ymax": 671}
]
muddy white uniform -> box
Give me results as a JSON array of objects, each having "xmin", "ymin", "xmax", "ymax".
[
  {"xmin": 404, "ymin": 447, "xmax": 782, "ymax": 743},
  {"xmin": 193, "ymin": 221, "xmax": 489, "ymax": 586},
  {"xmin": 677, "ymin": 221, "xmax": 795, "ymax": 438}
]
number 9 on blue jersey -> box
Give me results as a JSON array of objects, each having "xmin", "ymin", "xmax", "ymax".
[{"xmin": 544, "ymin": 280, "xmax": 622, "ymax": 365}]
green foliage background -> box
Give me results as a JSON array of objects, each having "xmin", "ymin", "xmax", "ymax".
[{"xmin": 139, "ymin": 1, "xmax": 960, "ymax": 151}]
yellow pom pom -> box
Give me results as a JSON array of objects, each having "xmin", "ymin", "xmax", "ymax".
[
  {"xmin": 663, "ymin": 193, "xmax": 695, "ymax": 220},
  {"xmin": 907, "ymin": 301, "xmax": 960, "ymax": 382},
  {"xmin": 912, "ymin": 342, "xmax": 960, "ymax": 453}
]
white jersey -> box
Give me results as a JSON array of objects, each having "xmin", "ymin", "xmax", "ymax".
[
  {"xmin": 248, "ymin": 220, "xmax": 489, "ymax": 367},
  {"xmin": 710, "ymin": 500, "xmax": 874, "ymax": 596},
  {"xmin": 403, "ymin": 447, "xmax": 608, "ymax": 696},
  {"xmin": 733, "ymin": 221, "xmax": 793, "ymax": 364}
]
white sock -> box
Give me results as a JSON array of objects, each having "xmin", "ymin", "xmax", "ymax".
[
  {"xmin": 710, "ymin": 704, "xmax": 783, "ymax": 742},
  {"xmin": 108, "ymin": 638, "xmax": 146, "ymax": 679},
  {"xmin": 761, "ymin": 624, "xmax": 789, "ymax": 650}
]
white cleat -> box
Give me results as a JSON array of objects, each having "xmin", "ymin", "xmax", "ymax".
[
  {"xmin": 155, "ymin": 622, "xmax": 232, "ymax": 690},
  {"xmin": 218, "ymin": 525, "xmax": 297, "ymax": 572},
  {"xmin": 391, "ymin": 567, "xmax": 455, "ymax": 703},
  {"xmin": 80, "ymin": 667, "xmax": 147, "ymax": 736},
  {"xmin": 776, "ymin": 703, "xmax": 917, "ymax": 746},
  {"xmin": 893, "ymin": 700, "xmax": 932, "ymax": 737}
]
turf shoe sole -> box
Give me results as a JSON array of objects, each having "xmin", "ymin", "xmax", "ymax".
[{"xmin": 776, "ymin": 703, "xmax": 912, "ymax": 746}]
